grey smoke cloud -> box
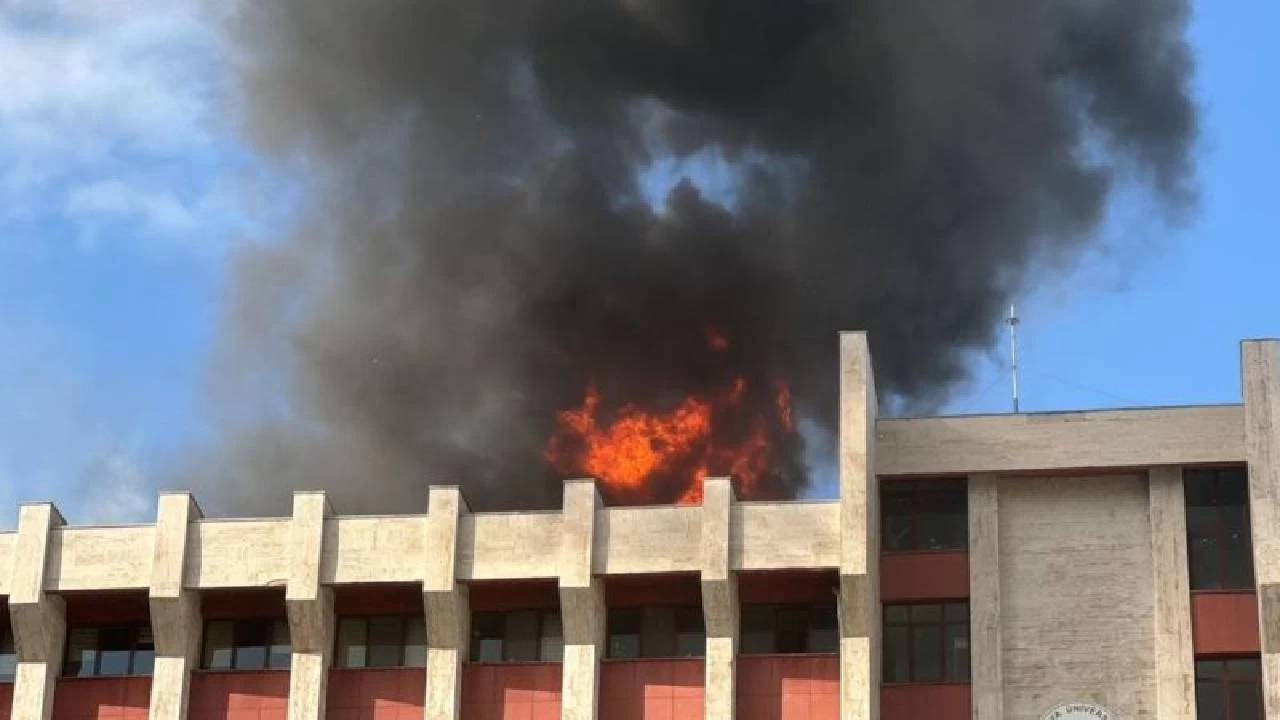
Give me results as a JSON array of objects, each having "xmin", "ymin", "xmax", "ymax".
[{"xmin": 193, "ymin": 0, "xmax": 1196, "ymax": 513}]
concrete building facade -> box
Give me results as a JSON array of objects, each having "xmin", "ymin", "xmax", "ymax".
[{"xmin": 0, "ymin": 333, "xmax": 1275, "ymax": 720}]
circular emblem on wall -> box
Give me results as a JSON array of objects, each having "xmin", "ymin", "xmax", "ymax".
[{"xmin": 1040, "ymin": 703, "xmax": 1114, "ymax": 720}]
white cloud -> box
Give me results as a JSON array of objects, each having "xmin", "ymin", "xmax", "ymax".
[{"xmin": 0, "ymin": 0, "xmax": 238, "ymax": 246}]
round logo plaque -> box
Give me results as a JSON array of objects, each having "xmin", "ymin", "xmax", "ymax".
[{"xmin": 1040, "ymin": 703, "xmax": 1113, "ymax": 720}]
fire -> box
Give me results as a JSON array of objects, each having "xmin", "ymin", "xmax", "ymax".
[{"xmin": 544, "ymin": 372, "xmax": 795, "ymax": 505}]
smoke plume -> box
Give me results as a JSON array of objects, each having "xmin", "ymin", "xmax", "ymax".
[{"xmin": 197, "ymin": 0, "xmax": 1196, "ymax": 513}]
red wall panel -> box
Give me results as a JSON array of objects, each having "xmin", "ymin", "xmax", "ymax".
[
  {"xmin": 0, "ymin": 683, "xmax": 15, "ymax": 720},
  {"xmin": 736, "ymin": 655, "xmax": 839, "ymax": 720},
  {"xmin": 881, "ymin": 683, "xmax": 971, "ymax": 720},
  {"xmin": 460, "ymin": 663, "xmax": 561, "ymax": 720},
  {"xmin": 739, "ymin": 572, "xmax": 840, "ymax": 605},
  {"xmin": 52, "ymin": 677, "xmax": 151, "ymax": 720},
  {"xmin": 189, "ymin": 671, "xmax": 289, "ymax": 720},
  {"xmin": 880, "ymin": 552, "xmax": 970, "ymax": 602},
  {"xmin": 327, "ymin": 668, "xmax": 424, "ymax": 720},
  {"xmin": 1191, "ymin": 591, "xmax": 1260, "ymax": 655},
  {"xmin": 599, "ymin": 658, "xmax": 704, "ymax": 720}
]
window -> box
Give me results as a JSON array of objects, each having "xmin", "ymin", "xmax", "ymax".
[
  {"xmin": 607, "ymin": 608, "xmax": 705, "ymax": 659},
  {"xmin": 881, "ymin": 480, "xmax": 967, "ymax": 551},
  {"xmin": 469, "ymin": 611, "xmax": 563, "ymax": 662},
  {"xmin": 739, "ymin": 605, "xmax": 838, "ymax": 655},
  {"xmin": 1196, "ymin": 658, "xmax": 1262, "ymax": 720},
  {"xmin": 0, "ymin": 624, "xmax": 15, "ymax": 683},
  {"xmin": 63, "ymin": 626, "xmax": 154, "ymax": 677},
  {"xmin": 201, "ymin": 620, "xmax": 291, "ymax": 670},
  {"xmin": 335, "ymin": 615, "xmax": 427, "ymax": 668},
  {"xmin": 1186, "ymin": 468, "xmax": 1254, "ymax": 590},
  {"xmin": 882, "ymin": 603, "xmax": 970, "ymax": 683}
]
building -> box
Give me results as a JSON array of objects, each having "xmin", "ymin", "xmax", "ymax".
[{"xmin": 0, "ymin": 333, "xmax": 1277, "ymax": 720}]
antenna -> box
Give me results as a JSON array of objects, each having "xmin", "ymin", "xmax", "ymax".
[{"xmin": 1008, "ymin": 303, "xmax": 1020, "ymax": 413}]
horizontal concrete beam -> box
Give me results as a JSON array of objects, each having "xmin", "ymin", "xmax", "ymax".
[{"xmin": 877, "ymin": 404, "xmax": 1245, "ymax": 477}]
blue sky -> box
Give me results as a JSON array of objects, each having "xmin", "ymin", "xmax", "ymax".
[{"xmin": 0, "ymin": 1, "xmax": 1276, "ymax": 525}]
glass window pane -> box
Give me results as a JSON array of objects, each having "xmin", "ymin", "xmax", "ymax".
[
  {"xmin": 1230, "ymin": 681, "xmax": 1261, "ymax": 720},
  {"xmin": 1186, "ymin": 506, "xmax": 1218, "ymax": 538},
  {"xmin": 1218, "ymin": 470, "xmax": 1249, "ymax": 506},
  {"xmin": 740, "ymin": 606, "xmax": 774, "ymax": 655},
  {"xmin": 235, "ymin": 643, "xmax": 266, "ymax": 670},
  {"xmin": 884, "ymin": 606, "xmax": 909, "ymax": 624},
  {"xmin": 337, "ymin": 618, "xmax": 368, "ymax": 669},
  {"xmin": 97, "ymin": 627, "xmax": 132, "ymax": 676},
  {"xmin": 910, "ymin": 605, "xmax": 942, "ymax": 622},
  {"xmin": 882, "ymin": 515, "xmax": 912, "ymax": 552},
  {"xmin": 471, "ymin": 613, "xmax": 503, "ymax": 662},
  {"xmin": 883, "ymin": 626, "xmax": 909, "ymax": 683},
  {"xmin": 504, "ymin": 611, "xmax": 539, "ymax": 662},
  {"xmin": 368, "ymin": 617, "xmax": 404, "ymax": 667},
  {"xmin": 1196, "ymin": 660, "xmax": 1225, "ymax": 679},
  {"xmin": 1188, "ymin": 538, "xmax": 1221, "ymax": 590},
  {"xmin": 808, "ymin": 606, "xmax": 838, "ymax": 653},
  {"xmin": 945, "ymin": 623, "xmax": 970, "ymax": 681},
  {"xmin": 917, "ymin": 487, "xmax": 967, "ymax": 550},
  {"xmin": 539, "ymin": 612, "xmax": 563, "ymax": 662},
  {"xmin": 775, "ymin": 608, "xmax": 807, "ymax": 654},
  {"xmin": 0, "ymin": 643, "xmax": 15, "ymax": 683},
  {"xmin": 202, "ymin": 621, "xmax": 233, "ymax": 670},
  {"xmin": 132, "ymin": 645, "xmax": 155, "ymax": 676},
  {"xmin": 268, "ymin": 620, "xmax": 291, "ymax": 669},
  {"xmin": 233, "ymin": 621, "xmax": 268, "ymax": 670},
  {"xmin": 641, "ymin": 608, "xmax": 676, "ymax": 658},
  {"xmin": 944, "ymin": 603, "xmax": 969, "ymax": 622},
  {"xmin": 65, "ymin": 628, "xmax": 99, "ymax": 677},
  {"xmin": 1195, "ymin": 680, "xmax": 1224, "ymax": 720},
  {"xmin": 911, "ymin": 626, "xmax": 942, "ymax": 682},
  {"xmin": 881, "ymin": 483, "xmax": 914, "ymax": 550},
  {"xmin": 1184, "ymin": 472, "xmax": 1217, "ymax": 507},
  {"xmin": 1228, "ymin": 658, "xmax": 1262, "ymax": 680},
  {"xmin": 404, "ymin": 617, "xmax": 426, "ymax": 668}
]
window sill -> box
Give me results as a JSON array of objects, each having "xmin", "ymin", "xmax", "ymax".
[
  {"xmin": 602, "ymin": 656, "xmax": 705, "ymax": 663},
  {"xmin": 192, "ymin": 667, "xmax": 290, "ymax": 674},
  {"xmin": 1190, "ymin": 588, "xmax": 1256, "ymax": 594},
  {"xmin": 463, "ymin": 660, "xmax": 563, "ymax": 666},
  {"xmin": 881, "ymin": 681, "xmax": 972, "ymax": 687},
  {"xmin": 738, "ymin": 652, "xmax": 839, "ymax": 659},
  {"xmin": 58, "ymin": 674, "xmax": 154, "ymax": 680},
  {"xmin": 331, "ymin": 665, "xmax": 426, "ymax": 672}
]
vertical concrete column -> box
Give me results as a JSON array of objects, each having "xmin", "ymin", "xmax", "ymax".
[
  {"xmin": 700, "ymin": 477, "xmax": 738, "ymax": 720},
  {"xmin": 149, "ymin": 493, "xmax": 204, "ymax": 720},
  {"xmin": 838, "ymin": 332, "xmax": 879, "ymax": 720},
  {"xmin": 7, "ymin": 503, "xmax": 67, "ymax": 720},
  {"xmin": 968, "ymin": 475, "xmax": 1003, "ymax": 720},
  {"xmin": 424, "ymin": 486, "xmax": 471, "ymax": 720},
  {"xmin": 1149, "ymin": 467, "xmax": 1196, "ymax": 720},
  {"xmin": 1243, "ymin": 339, "xmax": 1280, "ymax": 717},
  {"xmin": 286, "ymin": 491, "xmax": 335, "ymax": 720},
  {"xmin": 559, "ymin": 479, "xmax": 605, "ymax": 720}
]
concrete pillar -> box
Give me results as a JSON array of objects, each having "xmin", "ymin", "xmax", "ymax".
[
  {"xmin": 286, "ymin": 491, "xmax": 335, "ymax": 720},
  {"xmin": 559, "ymin": 479, "xmax": 605, "ymax": 720},
  {"xmin": 7, "ymin": 503, "xmax": 67, "ymax": 720},
  {"xmin": 424, "ymin": 486, "xmax": 470, "ymax": 720},
  {"xmin": 838, "ymin": 332, "xmax": 879, "ymax": 720},
  {"xmin": 1149, "ymin": 467, "xmax": 1196, "ymax": 720},
  {"xmin": 700, "ymin": 477, "xmax": 738, "ymax": 720},
  {"xmin": 968, "ymin": 475, "xmax": 1003, "ymax": 720},
  {"xmin": 1243, "ymin": 339, "xmax": 1280, "ymax": 717},
  {"xmin": 149, "ymin": 493, "xmax": 204, "ymax": 720}
]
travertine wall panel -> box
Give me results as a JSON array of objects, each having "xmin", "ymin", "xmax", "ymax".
[
  {"xmin": 878, "ymin": 405, "xmax": 1244, "ymax": 476},
  {"xmin": 456, "ymin": 511, "xmax": 561, "ymax": 580},
  {"xmin": 320, "ymin": 516, "xmax": 426, "ymax": 584},
  {"xmin": 597, "ymin": 506, "xmax": 700, "ymax": 574},
  {"xmin": 999, "ymin": 475, "xmax": 1156, "ymax": 719},
  {"xmin": 0, "ymin": 531, "xmax": 14, "ymax": 595},
  {"xmin": 46, "ymin": 526, "xmax": 152, "ymax": 590},
  {"xmin": 183, "ymin": 519, "xmax": 290, "ymax": 588},
  {"xmin": 731, "ymin": 502, "xmax": 839, "ymax": 570}
]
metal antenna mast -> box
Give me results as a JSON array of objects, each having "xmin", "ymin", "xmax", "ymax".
[{"xmin": 1008, "ymin": 303, "xmax": 1021, "ymax": 413}]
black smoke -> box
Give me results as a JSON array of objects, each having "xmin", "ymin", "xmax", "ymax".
[{"xmin": 195, "ymin": 0, "xmax": 1196, "ymax": 512}]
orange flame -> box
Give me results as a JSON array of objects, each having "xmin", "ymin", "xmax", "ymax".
[{"xmin": 544, "ymin": 373, "xmax": 795, "ymax": 505}]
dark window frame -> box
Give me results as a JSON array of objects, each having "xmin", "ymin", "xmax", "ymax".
[
  {"xmin": 881, "ymin": 479, "xmax": 968, "ymax": 553},
  {"xmin": 62, "ymin": 624, "xmax": 155, "ymax": 678},
  {"xmin": 606, "ymin": 606, "xmax": 705, "ymax": 659},
  {"xmin": 882, "ymin": 602, "xmax": 970, "ymax": 684},
  {"xmin": 1185, "ymin": 467, "xmax": 1255, "ymax": 591},
  {"xmin": 1195, "ymin": 656, "xmax": 1262, "ymax": 720},
  {"xmin": 333, "ymin": 614, "xmax": 427, "ymax": 669},
  {"xmin": 200, "ymin": 618, "xmax": 291, "ymax": 671},
  {"xmin": 469, "ymin": 610, "xmax": 564, "ymax": 663},
  {"xmin": 0, "ymin": 624, "xmax": 15, "ymax": 683},
  {"xmin": 739, "ymin": 604, "xmax": 838, "ymax": 656}
]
